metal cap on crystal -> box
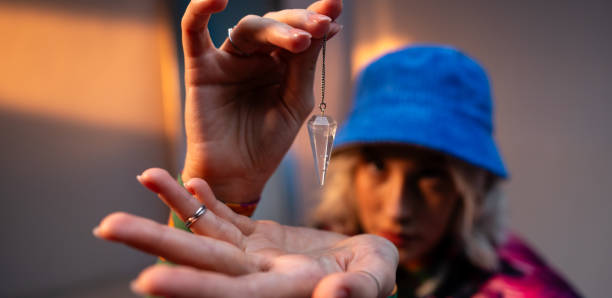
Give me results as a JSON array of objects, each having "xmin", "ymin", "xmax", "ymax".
[{"xmin": 307, "ymin": 114, "xmax": 337, "ymax": 186}]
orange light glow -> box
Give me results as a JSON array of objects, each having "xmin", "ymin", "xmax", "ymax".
[
  {"xmin": 0, "ymin": 3, "xmax": 179, "ymax": 135},
  {"xmin": 351, "ymin": 35, "xmax": 412, "ymax": 77}
]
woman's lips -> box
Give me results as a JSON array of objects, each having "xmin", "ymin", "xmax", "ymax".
[{"xmin": 377, "ymin": 231, "xmax": 418, "ymax": 247}]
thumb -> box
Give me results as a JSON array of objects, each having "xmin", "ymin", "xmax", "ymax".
[
  {"xmin": 280, "ymin": 23, "xmax": 342, "ymax": 122},
  {"xmin": 313, "ymin": 234, "xmax": 398, "ymax": 298},
  {"xmin": 313, "ymin": 271, "xmax": 389, "ymax": 298}
]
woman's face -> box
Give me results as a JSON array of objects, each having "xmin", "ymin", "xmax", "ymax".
[{"xmin": 354, "ymin": 145, "xmax": 460, "ymax": 269}]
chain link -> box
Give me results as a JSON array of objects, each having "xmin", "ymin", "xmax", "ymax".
[{"xmin": 319, "ymin": 34, "xmax": 327, "ymax": 115}]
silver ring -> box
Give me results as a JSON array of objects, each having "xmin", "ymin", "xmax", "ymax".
[
  {"xmin": 227, "ymin": 27, "xmax": 249, "ymax": 56},
  {"xmin": 185, "ymin": 205, "xmax": 207, "ymax": 229}
]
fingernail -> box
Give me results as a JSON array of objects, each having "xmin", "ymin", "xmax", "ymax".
[
  {"xmin": 136, "ymin": 174, "xmax": 143, "ymax": 183},
  {"xmin": 311, "ymin": 14, "xmax": 332, "ymax": 23},
  {"xmin": 130, "ymin": 279, "xmax": 145, "ymax": 295},
  {"xmin": 329, "ymin": 23, "xmax": 343, "ymax": 36},
  {"xmin": 92, "ymin": 226, "xmax": 101, "ymax": 238},
  {"xmin": 292, "ymin": 29, "xmax": 311, "ymax": 39}
]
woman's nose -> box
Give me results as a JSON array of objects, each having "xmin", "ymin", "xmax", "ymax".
[{"xmin": 383, "ymin": 172, "xmax": 414, "ymax": 222}]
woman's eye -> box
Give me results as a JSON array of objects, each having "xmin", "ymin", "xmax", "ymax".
[
  {"xmin": 368, "ymin": 158, "xmax": 386, "ymax": 172},
  {"xmin": 417, "ymin": 168, "xmax": 451, "ymax": 193}
]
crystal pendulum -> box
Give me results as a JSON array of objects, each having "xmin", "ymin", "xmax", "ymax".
[{"xmin": 308, "ymin": 34, "xmax": 337, "ymax": 186}]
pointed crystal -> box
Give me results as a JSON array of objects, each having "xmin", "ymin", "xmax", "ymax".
[{"xmin": 307, "ymin": 114, "xmax": 337, "ymax": 186}]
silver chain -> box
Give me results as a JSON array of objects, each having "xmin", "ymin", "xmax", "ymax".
[{"xmin": 319, "ymin": 34, "xmax": 327, "ymax": 115}]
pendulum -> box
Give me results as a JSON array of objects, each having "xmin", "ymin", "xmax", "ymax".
[
  {"xmin": 307, "ymin": 35, "xmax": 336, "ymax": 186},
  {"xmin": 307, "ymin": 34, "xmax": 337, "ymax": 186}
]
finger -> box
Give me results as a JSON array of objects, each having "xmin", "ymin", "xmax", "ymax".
[
  {"xmin": 131, "ymin": 265, "xmax": 250, "ymax": 297},
  {"xmin": 185, "ymin": 178, "xmax": 256, "ymax": 236},
  {"xmin": 278, "ymin": 37, "xmax": 325, "ymax": 121},
  {"xmin": 278, "ymin": 0, "xmax": 343, "ymax": 121},
  {"xmin": 313, "ymin": 272, "xmax": 379, "ymax": 298},
  {"xmin": 313, "ymin": 235, "xmax": 398, "ymax": 298},
  {"xmin": 220, "ymin": 14, "xmax": 312, "ymax": 55},
  {"xmin": 181, "ymin": 0, "xmax": 227, "ymax": 57},
  {"xmin": 308, "ymin": 0, "xmax": 343, "ymax": 21},
  {"xmin": 95, "ymin": 212, "xmax": 259, "ymax": 275},
  {"xmin": 137, "ymin": 168, "xmax": 246, "ymax": 248},
  {"xmin": 326, "ymin": 22, "xmax": 343, "ymax": 39},
  {"xmin": 132, "ymin": 265, "xmax": 315, "ymax": 298},
  {"xmin": 263, "ymin": 9, "xmax": 332, "ymax": 38}
]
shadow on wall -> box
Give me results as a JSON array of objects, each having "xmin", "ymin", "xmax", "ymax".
[{"xmin": 0, "ymin": 108, "xmax": 170, "ymax": 297}]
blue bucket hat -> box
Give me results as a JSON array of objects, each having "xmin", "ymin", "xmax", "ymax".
[{"xmin": 334, "ymin": 45, "xmax": 508, "ymax": 178}]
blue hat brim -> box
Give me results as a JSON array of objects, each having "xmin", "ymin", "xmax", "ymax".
[{"xmin": 334, "ymin": 103, "xmax": 508, "ymax": 178}]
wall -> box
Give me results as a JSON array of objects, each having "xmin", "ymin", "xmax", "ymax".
[{"xmin": 0, "ymin": 1, "xmax": 180, "ymax": 296}]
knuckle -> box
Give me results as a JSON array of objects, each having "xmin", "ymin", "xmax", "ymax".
[
  {"xmin": 188, "ymin": 178, "xmax": 209, "ymax": 193},
  {"xmin": 234, "ymin": 14, "xmax": 263, "ymax": 40},
  {"xmin": 238, "ymin": 14, "xmax": 261, "ymax": 26},
  {"xmin": 262, "ymin": 11, "xmax": 277, "ymax": 19},
  {"xmin": 327, "ymin": 0, "xmax": 343, "ymax": 15},
  {"xmin": 154, "ymin": 225, "xmax": 175, "ymax": 248},
  {"xmin": 201, "ymin": 211, "xmax": 223, "ymax": 235},
  {"xmin": 310, "ymin": 22, "xmax": 330, "ymax": 38},
  {"xmin": 287, "ymin": 35, "xmax": 307, "ymax": 51},
  {"xmin": 180, "ymin": 16, "xmax": 187, "ymax": 29},
  {"xmin": 180, "ymin": 15, "xmax": 190, "ymax": 31}
]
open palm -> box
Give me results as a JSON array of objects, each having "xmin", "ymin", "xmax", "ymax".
[{"xmin": 96, "ymin": 168, "xmax": 398, "ymax": 297}]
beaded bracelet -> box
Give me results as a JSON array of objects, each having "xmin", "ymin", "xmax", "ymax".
[{"xmin": 177, "ymin": 173, "xmax": 260, "ymax": 217}]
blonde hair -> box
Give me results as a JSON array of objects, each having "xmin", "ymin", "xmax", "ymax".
[{"xmin": 311, "ymin": 148, "xmax": 506, "ymax": 272}]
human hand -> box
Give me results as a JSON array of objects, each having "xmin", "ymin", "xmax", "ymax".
[
  {"xmin": 95, "ymin": 168, "xmax": 397, "ymax": 298},
  {"xmin": 180, "ymin": 0, "xmax": 343, "ymax": 203}
]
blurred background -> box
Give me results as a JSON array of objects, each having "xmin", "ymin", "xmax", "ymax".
[{"xmin": 0, "ymin": 0, "xmax": 610, "ymax": 297}]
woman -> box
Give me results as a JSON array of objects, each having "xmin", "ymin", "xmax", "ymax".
[{"xmin": 314, "ymin": 45, "xmax": 580, "ymax": 297}]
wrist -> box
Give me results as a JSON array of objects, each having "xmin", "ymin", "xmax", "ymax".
[
  {"xmin": 181, "ymin": 163, "xmax": 264, "ymax": 204},
  {"xmin": 178, "ymin": 170, "xmax": 261, "ymax": 217}
]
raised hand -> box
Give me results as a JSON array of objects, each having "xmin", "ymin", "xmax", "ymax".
[
  {"xmin": 95, "ymin": 168, "xmax": 397, "ymax": 298},
  {"xmin": 180, "ymin": 0, "xmax": 343, "ymax": 203}
]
